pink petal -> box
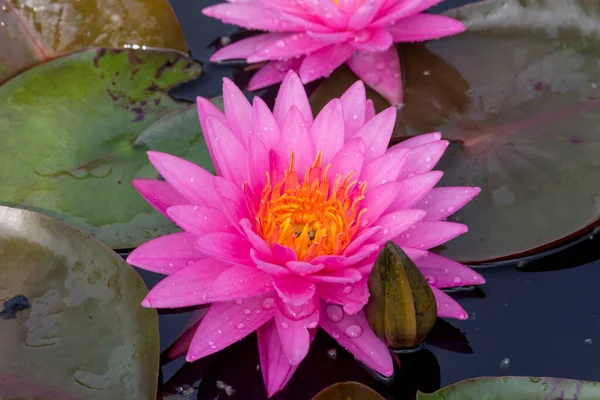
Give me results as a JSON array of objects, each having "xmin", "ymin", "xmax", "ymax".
[
  {"xmin": 275, "ymin": 299, "xmax": 319, "ymax": 365},
  {"xmin": 319, "ymin": 306, "xmax": 393, "ymax": 377},
  {"xmin": 210, "ymin": 33, "xmax": 288, "ymax": 61},
  {"xmin": 246, "ymin": 135, "xmax": 270, "ymax": 194},
  {"xmin": 360, "ymin": 145, "xmax": 410, "ymax": 189},
  {"xmin": 167, "ymin": 307, "xmax": 208, "ymax": 360},
  {"xmin": 204, "ymin": 117, "xmax": 248, "ymax": 187},
  {"xmin": 368, "ymin": 209, "xmax": 426, "ymax": 245},
  {"xmin": 317, "ymin": 280, "xmax": 369, "ymax": 314},
  {"xmin": 251, "ymin": 249, "xmax": 291, "ymax": 276},
  {"xmin": 247, "ymin": 33, "xmax": 329, "ymax": 63},
  {"xmin": 351, "ymin": 28, "xmax": 394, "ymax": 53},
  {"xmin": 309, "ymin": 268, "xmax": 362, "ymax": 283},
  {"xmin": 327, "ymin": 137, "xmax": 366, "ymax": 183},
  {"xmin": 348, "ymin": 0, "xmax": 386, "ymax": 30},
  {"xmin": 278, "ymin": 106, "xmax": 314, "ymax": 174},
  {"xmin": 393, "ymin": 221, "xmax": 468, "ymax": 250},
  {"xmin": 195, "ymin": 233, "xmax": 253, "ymax": 265},
  {"xmin": 352, "ymin": 106, "xmax": 396, "ymax": 162},
  {"xmin": 415, "ymin": 187, "xmax": 481, "ymax": 222},
  {"xmin": 307, "ymin": 31, "xmax": 354, "ymax": 44},
  {"xmin": 311, "ymin": 99, "xmax": 345, "ymax": 163},
  {"xmin": 141, "ymin": 259, "xmax": 232, "ymax": 308},
  {"xmin": 146, "ymin": 151, "xmax": 220, "ymax": 207},
  {"xmin": 337, "ymin": 0, "xmax": 364, "ymax": 14},
  {"xmin": 299, "ymin": 43, "xmax": 355, "ymax": 84},
  {"xmin": 396, "ymin": 132, "xmax": 441, "ymax": 148},
  {"xmin": 365, "ymin": 99, "xmax": 376, "ymax": 121},
  {"xmin": 274, "ymin": 275, "xmax": 316, "ymax": 305},
  {"xmin": 388, "ymin": 171, "xmax": 443, "ymax": 211},
  {"xmin": 371, "ymin": 0, "xmax": 444, "ymax": 27},
  {"xmin": 223, "ymin": 78, "xmax": 253, "ymax": 143},
  {"xmin": 397, "ymin": 140, "xmax": 449, "ymax": 179},
  {"xmin": 127, "ymin": 232, "xmax": 204, "ymax": 274},
  {"xmin": 204, "ymin": 265, "xmax": 275, "ymax": 302},
  {"xmin": 273, "ymin": 71, "xmax": 314, "ymax": 126},
  {"xmin": 431, "ymin": 287, "xmax": 468, "ymax": 320},
  {"xmin": 167, "ymin": 205, "xmax": 235, "ymax": 237},
  {"xmin": 286, "ymin": 260, "xmax": 325, "ymax": 275},
  {"xmin": 344, "ymin": 226, "xmax": 381, "ymax": 255},
  {"xmin": 273, "ymin": 243, "xmax": 298, "ymax": 263},
  {"xmin": 251, "ymin": 96, "xmax": 282, "ymax": 150},
  {"xmin": 257, "ymin": 320, "xmax": 299, "ymax": 397},
  {"xmin": 213, "ymin": 177, "xmax": 252, "ymax": 223},
  {"xmin": 386, "ymin": 14, "xmax": 465, "ymax": 42},
  {"xmin": 308, "ymin": 0, "xmax": 348, "ymax": 28},
  {"xmin": 248, "ymin": 62, "xmax": 289, "ymax": 91},
  {"xmin": 347, "ymin": 48, "xmax": 403, "ymax": 105},
  {"xmin": 361, "ymin": 181, "xmax": 401, "ymax": 226},
  {"xmin": 240, "ymin": 218, "xmax": 272, "ymax": 257},
  {"xmin": 203, "ymin": 4, "xmax": 306, "ymax": 32},
  {"xmin": 339, "ymin": 81, "xmax": 366, "ymax": 138},
  {"xmin": 404, "ymin": 248, "xmax": 486, "ymax": 288},
  {"xmin": 132, "ymin": 179, "xmax": 187, "ymax": 217},
  {"xmin": 187, "ymin": 293, "xmax": 275, "ymax": 361}
]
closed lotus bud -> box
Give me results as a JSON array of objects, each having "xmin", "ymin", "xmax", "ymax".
[{"xmin": 365, "ymin": 241, "xmax": 437, "ymax": 349}]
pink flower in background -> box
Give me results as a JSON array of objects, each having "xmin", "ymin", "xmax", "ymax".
[
  {"xmin": 202, "ymin": 0, "xmax": 464, "ymax": 105},
  {"xmin": 127, "ymin": 72, "xmax": 484, "ymax": 396}
]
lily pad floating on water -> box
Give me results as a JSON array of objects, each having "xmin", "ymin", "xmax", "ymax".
[
  {"xmin": 0, "ymin": 205, "xmax": 158, "ymax": 399},
  {"xmin": 0, "ymin": 48, "xmax": 210, "ymax": 249},
  {"xmin": 416, "ymin": 376, "xmax": 600, "ymax": 399},
  {"xmin": 0, "ymin": 0, "xmax": 188, "ymax": 83},
  {"xmin": 310, "ymin": 0, "xmax": 600, "ymax": 264}
]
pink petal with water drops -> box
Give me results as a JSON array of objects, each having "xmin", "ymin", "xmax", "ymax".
[
  {"xmin": 339, "ymin": 81, "xmax": 366, "ymax": 138},
  {"xmin": 396, "ymin": 132, "xmax": 441, "ymax": 148},
  {"xmin": 127, "ymin": 232, "xmax": 205, "ymax": 274},
  {"xmin": 317, "ymin": 280, "xmax": 370, "ymax": 315},
  {"xmin": 360, "ymin": 146, "xmax": 410, "ymax": 190},
  {"xmin": 371, "ymin": 0, "xmax": 445, "ymax": 27},
  {"xmin": 251, "ymin": 249, "xmax": 292, "ymax": 276},
  {"xmin": 141, "ymin": 259, "xmax": 232, "ymax": 308},
  {"xmin": 257, "ymin": 320, "xmax": 299, "ymax": 397},
  {"xmin": 272, "ymin": 243, "xmax": 298, "ymax": 263},
  {"xmin": 388, "ymin": 171, "xmax": 443, "ymax": 211},
  {"xmin": 394, "ymin": 221, "xmax": 467, "ymax": 250},
  {"xmin": 167, "ymin": 307, "xmax": 208, "ymax": 360},
  {"xmin": 344, "ymin": 226, "xmax": 382, "ymax": 255},
  {"xmin": 275, "ymin": 299, "xmax": 319, "ymax": 365},
  {"xmin": 195, "ymin": 232, "xmax": 254, "ymax": 265},
  {"xmin": 186, "ymin": 293, "xmax": 276, "ymax": 362},
  {"xmin": 360, "ymin": 181, "xmax": 401, "ymax": 226},
  {"xmin": 386, "ymin": 14, "xmax": 465, "ymax": 42},
  {"xmin": 239, "ymin": 219, "xmax": 272, "ymax": 257},
  {"xmin": 278, "ymin": 106, "xmax": 314, "ymax": 174},
  {"xmin": 248, "ymin": 33, "xmax": 329, "ymax": 63},
  {"xmin": 299, "ymin": 43, "xmax": 355, "ymax": 84},
  {"xmin": 246, "ymin": 135, "xmax": 270, "ymax": 195},
  {"xmin": 204, "ymin": 265, "xmax": 274, "ymax": 302},
  {"xmin": 132, "ymin": 179, "xmax": 187, "ymax": 218},
  {"xmin": 248, "ymin": 60, "xmax": 295, "ymax": 91},
  {"xmin": 309, "ymin": 268, "xmax": 362, "ymax": 283},
  {"xmin": 415, "ymin": 187, "xmax": 481, "ymax": 222},
  {"xmin": 348, "ymin": 0, "xmax": 386, "ymax": 30},
  {"xmin": 351, "ymin": 29, "xmax": 394, "ymax": 53},
  {"xmin": 274, "ymin": 275, "xmax": 316, "ymax": 305},
  {"xmin": 404, "ymin": 248, "xmax": 486, "ymax": 288},
  {"xmin": 223, "ymin": 78, "xmax": 252, "ymax": 143},
  {"xmin": 367, "ymin": 209, "xmax": 426, "ymax": 245},
  {"xmin": 320, "ymin": 305, "xmax": 393, "ymax": 377},
  {"xmin": 352, "ymin": 106, "xmax": 396, "ymax": 162},
  {"xmin": 327, "ymin": 137, "xmax": 366, "ymax": 183},
  {"xmin": 204, "ymin": 117, "xmax": 248, "ymax": 187},
  {"xmin": 431, "ymin": 287, "xmax": 468, "ymax": 320},
  {"xmin": 310, "ymin": 99, "xmax": 345, "ymax": 162},
  {"xmin": 397, "ymin": 140, "xmax": 448, "ymax": 179},
  {"xmin": 286, "ymin": 260, "xmax": 325, "ymax": 275},
  {"xmin": 213, "ymin": 177, "xmax": 252, "ymax": 222},
  {"xmin": 196, "ymin": 97, "xmax": 227, "ymax": 176},
  {"xmin": 273, "ymin": 70, "xmax": 314, "ymax": 126},
  {"xmin": 210, "ymin": 33, "xmax": 288, "ymax": 61},
  {"xmin": 202, "ymin": 4, "xmax": 305, "ymax": 32},
  {"xmin": 166, "ymin": 205, "xmax": 235, "ymax": 237},
  {"xmin": 308, "ymin": 0, "xmax": 348, "ymax": 29},
  {"xmin": 251, "ymin": 96, "xmax": 283, "ymax": 150},
  {"xmin": 306, "ymin": 31, "xmax": 354, "ymax": 45},
  {"xmin": 347, "ymin": 47, "xmax": 403, "ymax": 105},
  {"xmin": 146, "ymin": 151, "xmax": 219, "ymax": 207},
  {"xmin": 365, "ymin": 99, "xmax": 376, "ymax": 121}
]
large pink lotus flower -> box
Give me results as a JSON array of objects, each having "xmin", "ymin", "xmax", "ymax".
[
  {"xmin": 128, "ymin": 72, "xmax": 484, "ymax": 396},
  {"xmin": 202, "ymin": 0, "xmax": 464, "ymax": 105}
]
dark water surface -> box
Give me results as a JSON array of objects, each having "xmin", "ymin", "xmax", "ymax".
[{"xmin": 134, "ymin": 0, "xmax": 600, "ymax": 397}]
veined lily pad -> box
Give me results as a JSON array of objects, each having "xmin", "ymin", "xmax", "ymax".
[
  {"xmin": 0, "ymin": 0, "xmax": 188, "ymax": 83},
  {"xmin": 0, "ymin": 205, "xmax": 158, "ymax": 399},
  {"xmin": 417, "ymin": 376, "xmax": 600, "ymax": 399},
  {"xmin": 0, "ymin": 48, "xmax": 204, "ymax": 249},
  {"xmin": 311, "ymin": 0, "xmax": 600, "ymax": 263}
]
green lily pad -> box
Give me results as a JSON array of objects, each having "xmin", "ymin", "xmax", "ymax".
[
  {"xmin": 417, "ymin": 376, "xmax": 600, "ymax": 399},
  {"xmin": 312, "ymin": 382, "xmax": 385, "ymax": 400},
  {"xmin": 0, "ymin": 205, "xmax": 158, "ymax": 399},
  {"xmin": 0, "ymin": 48, "xmax": 207, "ymax": 249},
  {"xmin": 311, "ymin": 0, "xmax": 600, "ymax": 263},
  {"xmin": 0, "ymin": 0, "xmax": 188, "ymax": 83}
]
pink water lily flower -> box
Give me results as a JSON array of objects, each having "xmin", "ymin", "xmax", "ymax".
[
  {"xmin": 128, "ymin": 72, "xmax": 484, "ymax": 396},
  {"xmin": 202, "ymin": 0, "xmax": 464, "ymax": 105}
]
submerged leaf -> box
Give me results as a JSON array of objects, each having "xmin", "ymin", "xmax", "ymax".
[{"xmin": 312, "ymin": 382, "xmax": 385, "ymax": 400}]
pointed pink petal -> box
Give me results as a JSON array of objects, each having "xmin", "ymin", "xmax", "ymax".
[
  {"xmin": 317, "ymin": 280, "xmax": 369, "ymax": 314},
  {"xmin": 273, "ymin": 243, "xmax": 298, "ymax": 263},
  {"xmin": 352, "ymin": 106, "xmax": 396, "ymax": 162},
  {"xmin": 167, "ymin": 307, "xmax": 208, "ymax": 360},
  {"xmin": 210, "ymin": 33, "xmax": 288, "ymax": 61},
  {"xmin": 273, "ymin": 71, "xmax": 314, "ymax": 126},
  {"xmin": 396, "ymin": 132, "xmax": 441, "ymax": 148},
  {"xmin": 248, "ymin": 62, "xmax": 289, "ymax": 91},
  {"xmin": 141, "ymin": 259, "xmax": 232, "ymax": 308},
  {"xmin": 347, "ymin": 48, "xmax": 403, "ymax": 105},
  {"xmin": 299, "ymin": 43, "xmax": 355, "ymax": 84},
  {"xmin": 351, "ymin": 28, "xmax": 393, "ymax": 52},
  {"xmin": 348, "ymin": 0, "xmax": 386, "ymax": 30},
  {"xmin": 257, "ymin": 320, "xmax": 299, "ymax": 397},
  {"xmin": 195, "ymin": 233, "xmax": 253, "ymax": 265},
  {"xmin": 327, "ymin": 137, "xmax": 366, "ymax": 183},
  {"xmin": 307, "ymin": 31, "xmax": 354, "ymax": 44},
  {"xmin": 389, "ymin": 171, "xmax": 443, "ymax": 211},
  {"xmin": 275, "ymin": 300, "xmax": 319, "ymax": 365},
  {"xmin": 203, "ymin": 4, "xmax": 306, "ymax": 32},
  {"xmin": 360, "ymin": 145, "xmax": 410, "ymax": 189},
  {"xmin": 223, "ymin": 78, "xmax": 252, "ymax": 143},
  {"xmin": 386, "ymin": 14, "xmax": 465, "ymax": 42},
  {"xmin": 127, "ymin": 232, "xmax": 204, "ymax": 274},
  {"xmin": 339, "ymin": 81, "xmax": 366, "ymax": 138},
  {"xmin": 368, "ymin": 209, "xmax": 426, "ymax": 245},
  {"xmin": 344, "ymin": 226, "xmax": 381, "ymax": 255},
  {"xmin": 204, "ymin": 117, "xmax": 248, "ymax": 187},
  {"xmin": 311, "ymin": 99, "xmax": 345, "ymax": 163},
  {"xmin": 274, "ymin": 275, "xmax": 316, "ymax": 305},
  {"xmin": 404, "ymin": 248, "xmax": 486, "ymax": 288},
  {"xmin": 248, "ymin": 33, "xmax": 329, "ymax": 63},
  {"xmin": 415, "ymin": 187, "xmax": 481, "ymax": 222},
  {"xmin": 397, "ymin": 140, "xmax": 449, "ymax": 179},
  {"xmin": 393, "ymin": 221, "xmax": 468, "ymax": 250},
  {"xmin": 251, "ymin": 249, "xmax": 292, "ymax": 276},
  {"xmin": 372, "ymin": 0, "xmax": 444, "ymax": 27},
  {"xmin": 186, "ymin": 293, "xmax": 275, "ymax": 361},
  {"xmin": 213, "ymin": 177, "xmax": 252, "ymax": 223},
  {"xmin": 278, "ymin": 106, "xmax": 314, "ymax": 174},
  {"xmin": 361, "ymin": 181, "xmax": 401, "ymax": 227},
  {"xmin": 319, "ymin": 306, "xmax": 393, "ymax": 376},
  {"xmin": 365, "ymin": 99, "xmax": 376, "ymax": 121},
  {"xmin": 240, "ymin": 218, "xmax": 272, "ymax": 256},
  {"xmin": 286, "ymin": 261, "xmax": 325, "ymax": 275},
  {"xmin": 309, "ymin": 268, "xmax": 362, "ymax": 283},
  {"xmin": 205, "ymin": 265, "xmax": 274, "ymax": 302},
  {"xmin": 246, "ymin": 135, "xmax": 270, "ymax": 194},
  {"xmin": 251, "ymin": 96, "xmax": 282, "ymax": 150},
  {"xmin": 197, "ymin": 97, "xmax": 227, "ymax": 176},
  {"xmin": 431, "ymin": 287, "xmax": 468, "ymax": 320},
  {"xmin": 167, "ymin": 205, "xmax": 235, "ymax": 237},
  {"xmin": 132, "ymin": 179, "xmax": 187, "ymax": 217}
]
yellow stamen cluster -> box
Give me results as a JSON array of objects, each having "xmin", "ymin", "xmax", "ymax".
[{"xmin": 256, "ymin": 151, "xmax": 367, "ymax": 261}]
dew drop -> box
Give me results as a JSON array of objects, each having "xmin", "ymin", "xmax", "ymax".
[
  {"xmin": 235, "ymin": 299, "xmax": 243, "ymax": 305},
  {"xmin": 352, "ymin": 114, "xmax": 359, "ymax": 120},
  {"xmin": 444, "ymin": 268, "xmax": 450, "ymax": 273},
  {"xmin": 262, "ymin": 297, "xmax": 275, "ymax": 310},
  {"xmin": 243, "ymin": 309, "xmax": 251, "ymax": 315},
  {"xmin": 208, "ymin": 341, "xmax": 215, "ymax": 346},
  {"xmin": 236, "ymin": 323, "xmax": 245, "ymax": 329},
  {"xmin": 189, "ymin": 177, "xmax": 195, "ymax": 183},
  {"xmin": 275, "ymin": 40, "xmax": 285, "ymax": 48},
  {"xmin": 342, "ymin": 286, "xmax": 353, "ymax": 294},
  {"xmin": 344, "ymin": 325, "xmax": 363, "ymax": 338},
  {"xmin": 217, "ymin": 329, "xmax": 222, "ymax": 334},
  {"xmin": 307, "ymin": 321, "xmax": 318, "ymax": 329},
  {"xmin": 331, "ymin": 332, "xmax": 340, "ymax": 339},
  {"xmin": 325, "ymin": 304, "xmax": 344, "ymax": 322},
  {"xmin": 280, "ymin": 322, "xmax": 289, "ymax": 329},
  {"xmin": 425, "ymin": 275, "xmax": 437, "ymax": 285},
  {"xmin": 425, "ymin": 156, "xmax": 432, "ymax": 163},
  {"xmin": 327, "ymin": 348, "xmax": 338, "ymax": 359},
  {"xmin": 499, "ymin": 358, "xmax": 510, "ymax": 370},
  {"xmin": 168, "ymin": 262, "xmax": 174, "ymax": 268},
  {"xmin": 453, "ymin": 277, "xmax": 463, "ymax": 285}
]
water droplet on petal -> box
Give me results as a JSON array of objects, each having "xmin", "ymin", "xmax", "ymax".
[
  {"xmin": 425, "ymin": 156, "xmax": 432, "ymax": 163},
  {"xmin": 243, "ymin": 309, "xmax": 251, "ymax": 315},
  {"xmin": 280, "ymin": 322, "xmax": 289, "ymax": 329},
  {"xmin": 453, "ymin": 277, "xmax": 463, "ymax": 285},
  {"xmin": 168, "ymin": 262, "xmax": 174, "ymax": 268},
  {"xmin": 189, "ymin": 177, "xmax": 195, "ymax": 183},
  {"xmin": 425, "ymin": 275, "xmax": 437, "ymax": 285},
  {"xmin": 236, "ymin": 323, "xmax": 245, "ymax": 329},
  {"xmin": 342, "ymin": 286, "xmax": 353, "ymax": 294},
  {"xmin": 325, "ymin": 304, "xmax": 344, "ymax": 322},
  {"xmin": 344, "ymin": 325, "xmax": 363, "ymax": 338},
  {"xmin": 307, "ymin": 321, "xmax": 318, "ymax": 329},
  {"xmin": 217, "ymin": 329, "xmax": 222, "ymax": 334},
  {"xmin": 262, "ymin": 297, "xmax": 275, "ymax": 310},
  {"xmin": 235, "ymin": 299, "xmax": 243, "ymax": 305},
  {"xmin": 208, "ymin": 341, "xmax": 215, "ymax": 346},
  {"xmin": 331, "ymin": 332, "xmax": 340, "ymax": 339}
]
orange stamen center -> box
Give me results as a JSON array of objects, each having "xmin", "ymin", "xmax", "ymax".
[{"xmin": 256, "ymin": 151, "xmax": 367, "ymax": 261}]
